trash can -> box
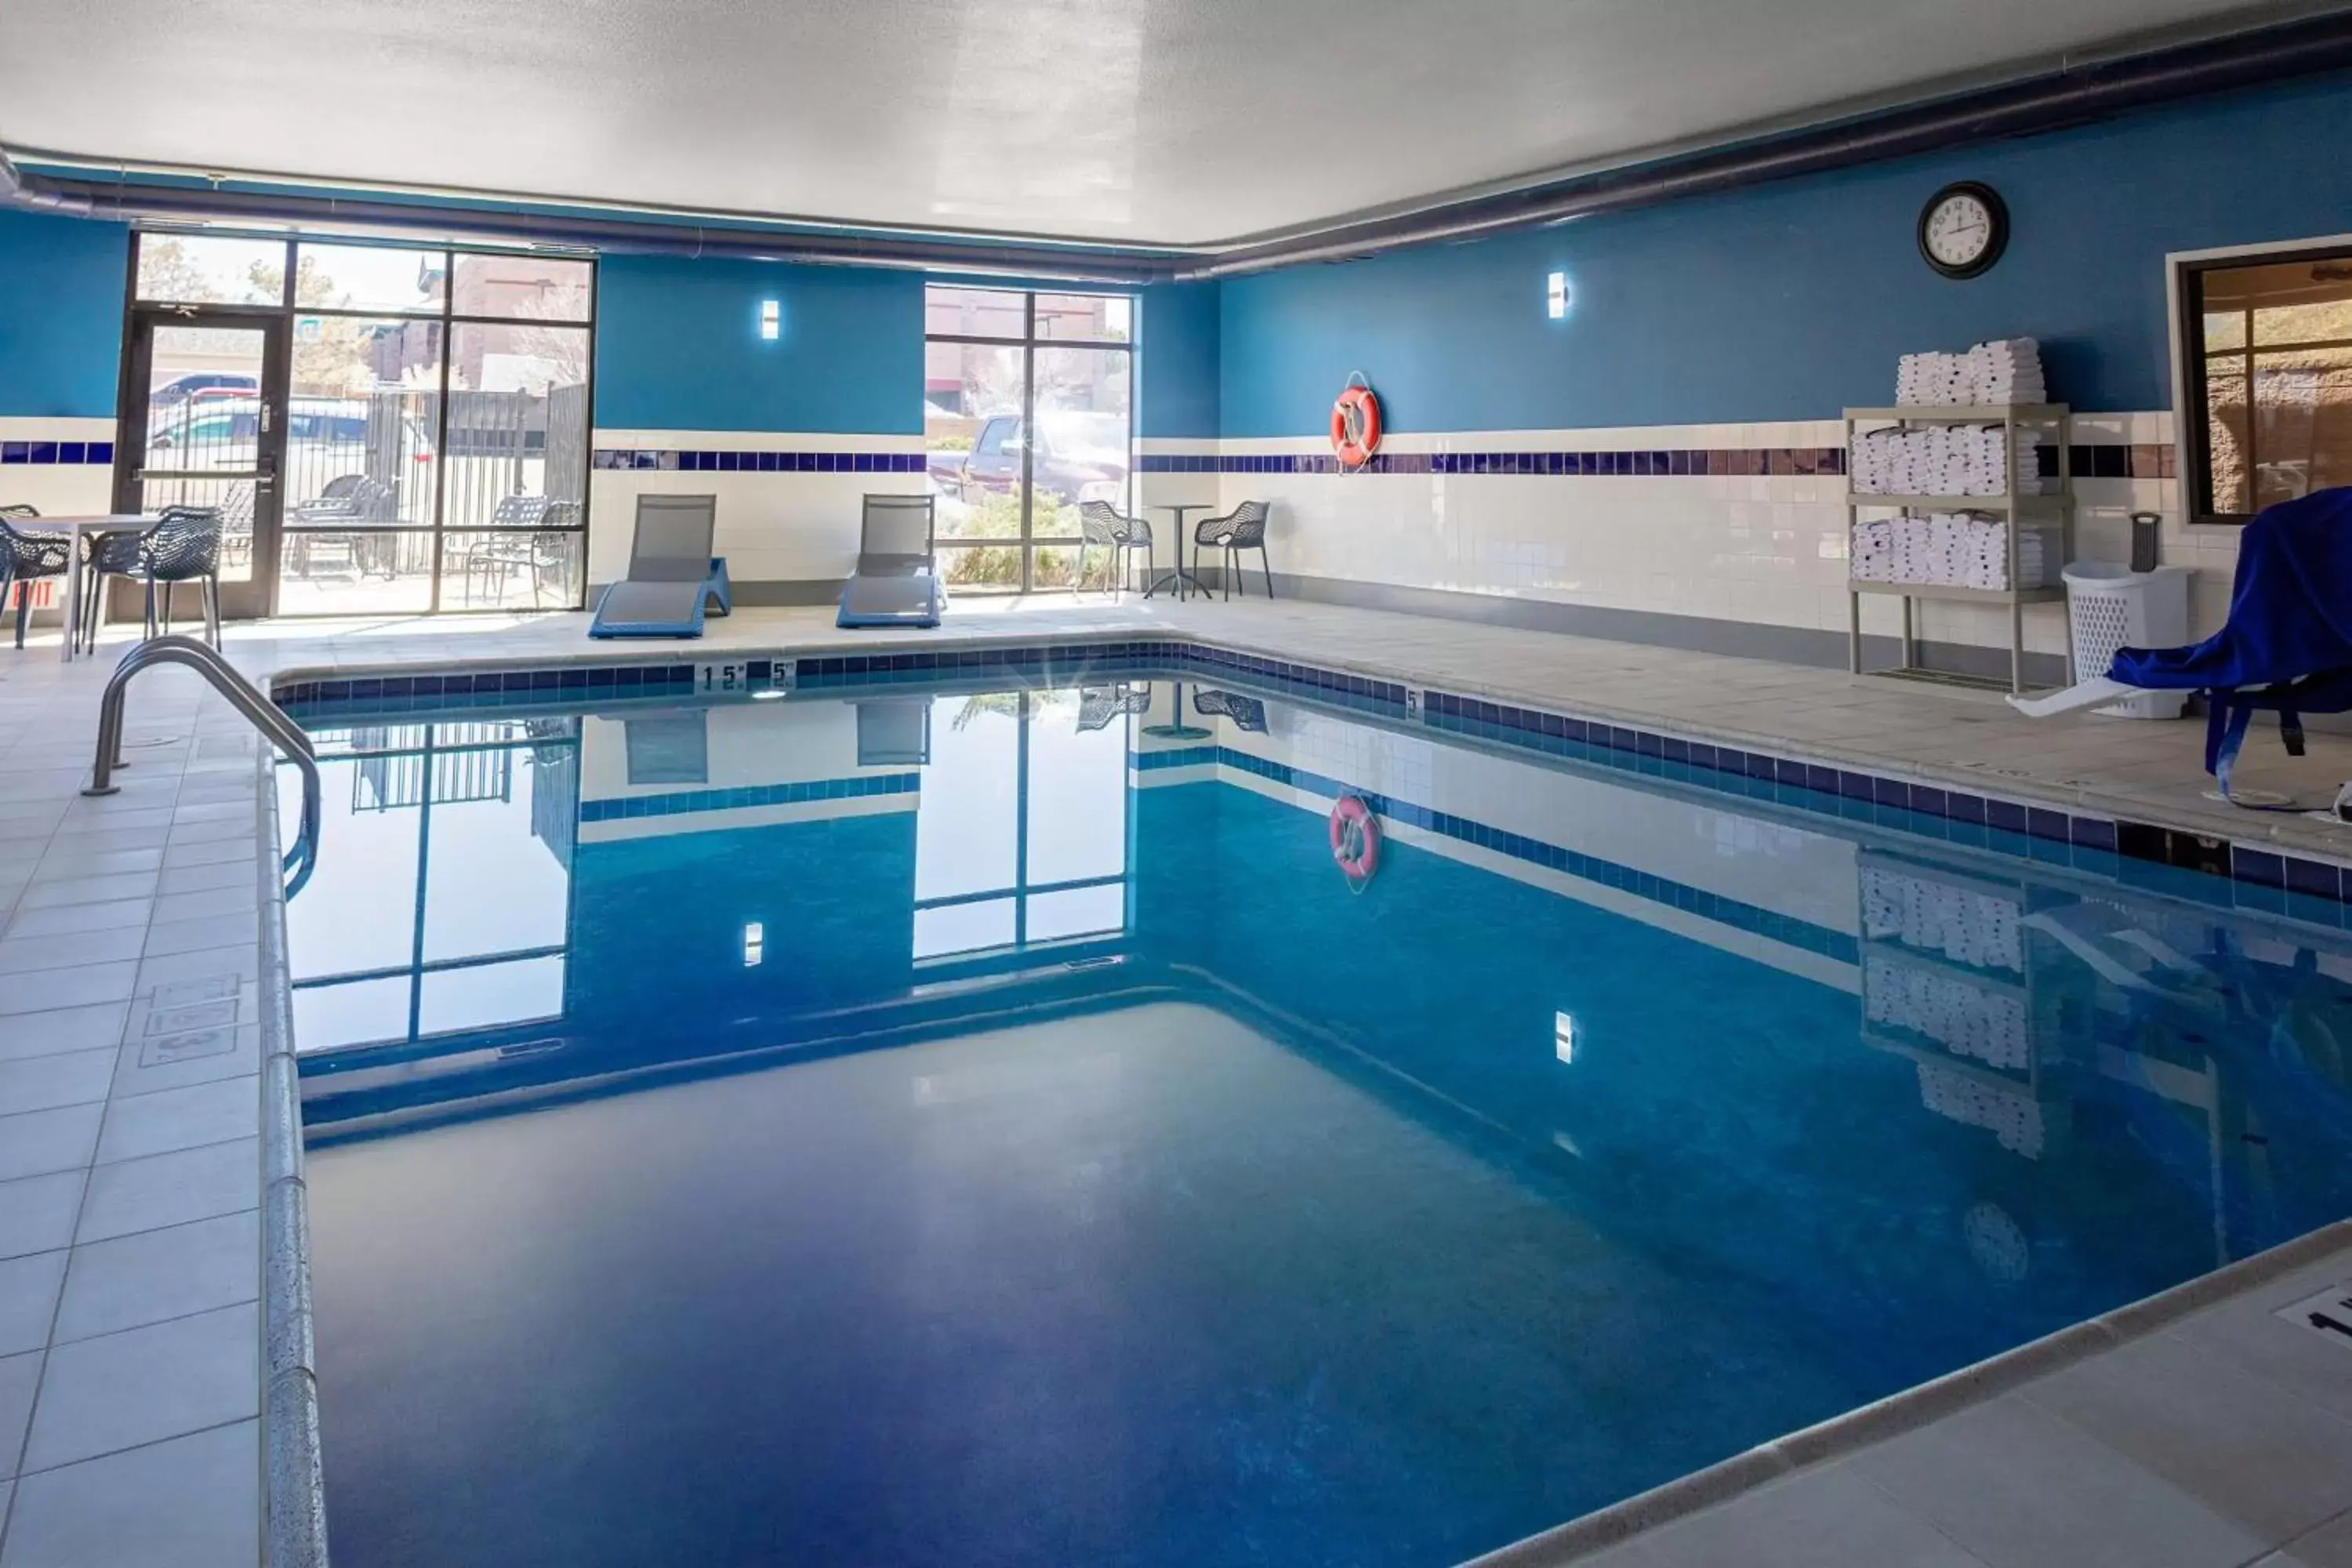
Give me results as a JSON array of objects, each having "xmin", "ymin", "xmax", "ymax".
[{"xmin": 2063, "ymin": 561, "xmax": 2191, "ymax": 718}]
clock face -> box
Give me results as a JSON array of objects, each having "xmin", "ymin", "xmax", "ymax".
[{"xmin": 1918, "ymin": 183, "xmax": 2008, "ymax": 278}]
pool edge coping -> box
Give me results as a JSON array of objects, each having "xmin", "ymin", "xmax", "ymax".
[
  {"xmin": 256, "ymin": 752, "xmax": 329, "ymax": 1568},
  {"xmin": 1457, "ymin": 1212, "xmax": 2352, "ymax": 1567}
]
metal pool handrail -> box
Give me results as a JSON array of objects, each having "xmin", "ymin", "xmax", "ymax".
[{"xmin": 83, "ymin": 635, "xmax": 321, "ymax": 893}]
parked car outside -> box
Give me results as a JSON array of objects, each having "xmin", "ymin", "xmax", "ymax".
[{"xmin": 932, "ymin": 412, "xmax": 1128, "ymax": 506}]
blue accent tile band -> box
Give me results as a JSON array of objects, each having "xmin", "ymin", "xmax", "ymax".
[
  {"xmin": 581, "ymin": 773, "xmax": 920, "ymax": 822},
  {"xmin": 593, "ymin": 448, "xmax": 928, "ymax": 474}
]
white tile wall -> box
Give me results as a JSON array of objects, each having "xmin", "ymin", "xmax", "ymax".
[
  {"xmin": 587, "ymin": 430, "xmax": 928, "ymax": 587},
  {"xmin": 1200, "ymin": 412, "xmax": 2237, "ymax": 656},
  {"xmin": 0, "ymin": 419, "xmax": 115, "ymax": 519}
]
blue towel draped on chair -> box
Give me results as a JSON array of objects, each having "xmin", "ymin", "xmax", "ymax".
[{"xmin": 2107, "ymin": 486, "xmax": 2352, "ymax": 797}]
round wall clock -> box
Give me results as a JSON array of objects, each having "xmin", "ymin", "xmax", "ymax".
[{"xmin": 1918, "ymin": 182, "xmax": 2009, "ymax": 279}]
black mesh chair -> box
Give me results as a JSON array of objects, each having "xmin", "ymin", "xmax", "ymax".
[
  {"xmin": 1192, "ymin": 688, "xmax": 1268, "ymax": 732},
  {"xmin": 78, "ymin": 526, "xmax": 147, "ymax": 655},
  {"xmin": 0, "ymin": 508, "xmax": 71, "ymax": 649},
  {"xmin": 1076, "ymin": 500, "xmax": 1154, "ymax": 596},
  {"xmin": 1076, "ymin": 684, "xmax": 1152, "ymax": 731},
  {"xmin": 1192, "ymin": 500, "xmax": 1272, "ymax": 599},
  {"xmin": 138, "ymin": 505, "xmax": 226, "ymax": 647}
]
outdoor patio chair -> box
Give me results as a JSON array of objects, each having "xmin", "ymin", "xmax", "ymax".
[
  {"xmin": 589, "ymin": 494, "xmax": 730, "ymax": 639},
  {"xmin": 0, "ymin": 509, "xmax": 71, "ymax": 649},
  {"xmin": 1076, "ymin": 500, "xmax": 1153, "ymax": 595},
  {"xmin": 1192, "ymin": 501, "xmax": 1272, "ymax": 599},
  {"xmin": 139, "ymin": 505, "xmax": 227, "ymax": 647},
  {"xmin": 1192, "ymin": 688, "xmax": 1269, "ymax": 732},
  {"xmin": 1076, "ymin": 684, "xmax": 1152, "ymax": 732},
  {"xmin": 837, "ymin": 494, "xmax": 943, "ymax": 629}
]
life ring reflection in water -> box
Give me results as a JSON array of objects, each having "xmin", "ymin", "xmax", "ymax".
[{"xmin": 1329, "ymin": 793, "xmax": 1381, "ymax": 892}]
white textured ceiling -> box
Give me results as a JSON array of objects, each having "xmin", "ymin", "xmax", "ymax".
[{"xmin": 0, "ymin": 0, "xmax": 2310, "ymax": 245}]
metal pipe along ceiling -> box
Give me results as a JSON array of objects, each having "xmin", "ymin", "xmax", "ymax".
[{"xmin": 9, "ymin": 7, "xmax": 2352, "ymax": 281}]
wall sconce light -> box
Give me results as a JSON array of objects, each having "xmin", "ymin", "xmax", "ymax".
[
  {"xmin": 1555, "ymin": 1011, "xmax": 1577, "ymax": 1064},
  {"xmin": 744, "ymin": 920, "xmax": 765, "ymax": 967},
  {"xmin": 1547, "ymin": 272, "xmax": 1570, "ymax": 321},
  {"xmin": 759, "ymin": 299, "xmax": 781, "ymax": 341}
]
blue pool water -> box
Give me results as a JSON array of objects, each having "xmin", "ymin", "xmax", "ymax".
[{"xmin": 286, "ymin": 659, "xmax": 2352, "ymax": 1568}]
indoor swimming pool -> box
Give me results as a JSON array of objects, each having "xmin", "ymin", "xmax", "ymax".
[{"xmin": 278, "ymin": 651, "xmax": 2352, "ymax": 1568}]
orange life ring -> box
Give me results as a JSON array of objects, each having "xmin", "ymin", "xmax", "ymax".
[
  {"xmin": 1330, "ymin": 794, "xmax": 1381, "ymax": 887},
  {"xmin": 1330, "ymin": 379, "xmax": 1382, "ymax": 470}
]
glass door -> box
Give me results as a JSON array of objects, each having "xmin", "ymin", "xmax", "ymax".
[{"xmin": 115, "ymin": 310, "xmax": 289, "ymax": 621}]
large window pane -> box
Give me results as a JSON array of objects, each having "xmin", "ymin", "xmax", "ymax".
[
  {"xmin": 136, "ymin": 234, "xmax": 286, "ymax": 306},
  {"xmin": 924, "ymin": 285, "xmax": 1025, "ymax": 339},
  {"xmin": 927, "ymin": 340, "xmax": 1025, "ymax": 548},
  {"xmin": 439, "ymin": 530, "xmax": 583, "ymax": 610},
  {"xmin": 1035, "ymin": 293, "xmax": 1133, "ymax": 343},
  {"xmin": 139, "ymin": 321, "xmax": 270, "ymax": 585},
  {"xmin": 441, "ymin": 321, "xmax": 591, "ymax": 533},
  {"xmin": 283, "ymin": 317, "xmax": 441, "ymax": 525},
  {"xmin": 294, "ymin": 244, "xmax": 445, "ymax": 314},
  {"xmin": 276, "ymin": 532, "xmax": 435, "ymax": 615},
  {"xmin": 1030, "ymin": 345, "xmax": 1131, "ymax": 541},
  {"xmin": 451, "ymin": 253, "xmax": 593, "ymax": 321}
]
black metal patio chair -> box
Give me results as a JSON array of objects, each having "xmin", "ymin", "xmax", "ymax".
[
  {"xmin": 0, "ymin": 508, "xmax": 71, "ymax": 649},
  {"xmin": 1076, "ymin": 500, "xmax": 1154, "ymax": 596},
  {"xmin": 1192, "ymin": 500, "xmax": 1272, "ymax": 599}
]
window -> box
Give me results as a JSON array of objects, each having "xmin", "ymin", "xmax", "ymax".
[
  {"xmin": 2177, "ymin": 241, "xmax": 2352, "ymax": 523},
  {"xmin": 129, "ymin": 233, "xmax": 596, "ymax": 613},
  {"xmin": 924, "ymin": 284, "xmax": 1134, "ymax": 592}
]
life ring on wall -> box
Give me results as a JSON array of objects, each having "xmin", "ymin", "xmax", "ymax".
[
  {"xmin": 1330, "ymin": 374, "xmax": 1382, "ymax": 470},
  {"xmin": 1330, "ymin": 793, "xmax": 1381, "ymax": 891}
]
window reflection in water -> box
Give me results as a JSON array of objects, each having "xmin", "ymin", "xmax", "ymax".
[
  {"xmin": 283, "ymin": 718, "xmax": 578, "ymax": 1051},
  {"xmin": 913, "ymin": 688, "xmax": 1132, "ymax": 963}
]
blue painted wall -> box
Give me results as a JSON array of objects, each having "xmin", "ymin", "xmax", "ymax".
[
  {"xmin": 1138, "ymin": 281, "xmax": 1220, "ymax": 438},
  {"xmin": 1218, "ymin": 69, "xmax": 2352, "ymax": 437},
  {"xmin": 594, "ymin": 255, "xmax": 925, "ymax": 433},
  {"xmin": 0, "ymin": 208, "xmax": 128, "ymax": 418}
]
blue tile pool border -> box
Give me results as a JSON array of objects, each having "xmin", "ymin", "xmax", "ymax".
[{"xmin": 270, "ymin": 635, "xmax": 2352, "ymax": 916}]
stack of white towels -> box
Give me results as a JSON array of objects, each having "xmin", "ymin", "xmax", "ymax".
[
  {"xmin": 1849, "ymin": 423, "xmax": 2045, "ymax": 497},
  {"xmin": 1916, "ymin": 1064, "xmax": 2046, "ymax": 1158},
  {"xmin": 1895, "ymin": 338, "xmax": 2047, "ymax": 406},
  {"xmin": 1850, "ymin": 513, "xmax": 2052, "ymax": 590},
  {"xmin": 1860, "ymin": 869, "xmax": 2024, "ymax": 973},
  {"xmin": 1865, "ymin": 954, "xmax": 2031, "ymax": 1073}
]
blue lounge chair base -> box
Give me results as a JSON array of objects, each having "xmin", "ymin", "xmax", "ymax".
[
  {"xmin": 837, "ymin": 572, "xmax": 944, "ymax": 630},
  {"xmin": 590, "ymin": 558, "xmax": 731, "ymax": 640}
]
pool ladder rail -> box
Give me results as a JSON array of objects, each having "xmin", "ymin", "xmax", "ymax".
[{"xmin": 82, "ymin": 635, "xmax": 322, "ymax": 896}]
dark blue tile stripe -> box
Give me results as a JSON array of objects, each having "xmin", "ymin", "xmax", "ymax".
[
  {"xmin": 1138, "ymin": 448, "xmax": 1849, "ymax": 477},
  {"xmin": 1136, "ymin": 742, "xmax": 1857, "ymax": 963},
  {"xmin": 0, "ymin": 440, "xmax": 115, "ymax": 466},
  {"xmin": 580, "ymin": 772, "xmax": 920, "ymax": 822},
  {"xmin": 276, "ymin": 636, "xmax": 2352, "ymax": 913},
  {"xmin": 591, "ymin": 448, "xmax": 927, "ymax": 474}
]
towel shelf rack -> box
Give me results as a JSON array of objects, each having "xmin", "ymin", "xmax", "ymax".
[{"xmin": 1843, "ymin": 403, "xmax": 2074, "ymax": 695}]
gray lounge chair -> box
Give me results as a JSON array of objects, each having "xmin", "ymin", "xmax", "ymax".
[
  {"xmin": 589, "ymin": 495, "xmax": 731, "ymax": 639},
  {"xmin": 837, "ymin": 495, "xmax": 943, "ymax": 629}
]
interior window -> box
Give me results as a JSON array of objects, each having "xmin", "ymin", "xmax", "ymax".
[{"xmin": 2181, "ymin": 245, "xmax": 2352, "ymax": 522}]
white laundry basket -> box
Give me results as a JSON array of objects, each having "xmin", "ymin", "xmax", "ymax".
[{"xmin": 2063, "ymin": 562, "xmax": 2191, "ymax": 718}]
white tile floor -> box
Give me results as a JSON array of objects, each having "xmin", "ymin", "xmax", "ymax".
[{"xmin": 0, "ymin": 592, "xmax": 2346, "ymax": 1567}]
